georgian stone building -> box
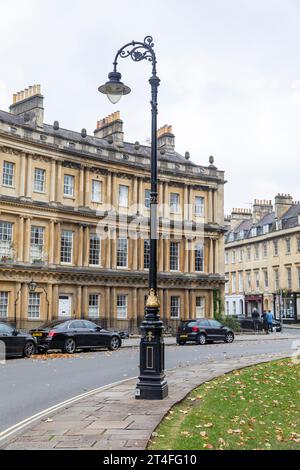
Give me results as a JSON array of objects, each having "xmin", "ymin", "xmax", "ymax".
[
  {"xmin": 225, "ymin": 195, "xmax": 300, "ymax": 322},
  {"xmin": 0, "ymin": 85, "xmax": 225, "ymax": 331}
]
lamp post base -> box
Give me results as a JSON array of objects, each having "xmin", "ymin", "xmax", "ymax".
[{"xmin": 135, "ymin": 306, "xmax": 168, "ymax": 400}]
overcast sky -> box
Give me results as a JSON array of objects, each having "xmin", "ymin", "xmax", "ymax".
[{"xmin": 1, "ymin": 0, "xmax": 300, "ymax": 213}]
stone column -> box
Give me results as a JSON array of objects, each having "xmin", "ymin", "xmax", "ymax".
[
  {"xmin": 163, "ymin": 182, "xmax": 169, "ymax": 219},
  {"xmin": 78, "ymin": 166, "xmax": 84, "ymax": 207},
  {"xmin": 132, "ymin": 177, "xmax": 138, "ymax": 207},
  {"xmin": 185, "ymin": 290, "xmax": 189, "ymax": 319},
  {"xmin": 138, "ymin": 177, "xmax": 144, "ymax": 209},
  {"xmin": 132, "ymin": 238, "xmax": 138, "ymax": 270},
  {"xmin": 105, "ymin": 287, "xmax": 110, "ymax": 325},
  {"xmin": 210, "ymin": 290, "xmax": 214, "ymax": 318},
  {"xmin": 49, "ymin": 220, "xmax": 55, "ymax": 264},
  {"xmin": 25, "ymin": 154, "xmax": 33, "ymax": 198},
  {"xmin": 53, "ymin": 284, "xmax": 59, "ymax": 318},
  {"xmin": 15, "ymin": 282, "xmax": 22, "ymax": 326},
  {"xmin": 188, "ymin": 187, "xmax": 193, "ymax": 220},
  {"xmin": 208, "ymin": 189, "xmax": 213, "ymax": 223},
  {"xmin": 132, "ymin": 287, "xmax": 138, "ymax": 329},
  {"xmin": 17, "ymin": 216, "xmax": 24, "ymax": 262},
  {"xmin": 46, "ymin": 284, "xmax": 53, "ymax": 322},
  {"xmin": 76, "ymin": 286, "xmax": 82, "ymax": 318},
  {"xmin": 55, "ymin": 222, "xmax": 61, "ymax": 264},
  {"xmin": 111, "ymin": 287, "xmax": 116, "ymax": 328},
  {"xmin": 56, "ymin": 161, "xmax": 63, "ymax": 203},
  {"xmin": 212, "ymin": 189, "xmax": 216, "ymax": 223},
  {"xmin": 189, "ymin": 290, "xmax": 195, "ymax": 318},
  {"xmin": 184, "ymin": 185, "xmax": 189, "ymax": 221},
  {"xmin": 84, "ymin": 167, "xmax": 90, "ymax": 207},
  {"xmin": 83, "ymin": 226, "xmax": 90, "ymax": 267},
  {"xmin": 20, "ymin": 282, "xmax": 28, "ymax": 327},
  {"xmin": 164, "ymin": 238, "xmax": 170, "ymax": 272},
  {"xmin": 105, "ymin": 237, "xmax": 111, "ymax": 268},
  {"xmin": 24, "ymin": 217, "xmax": 31, "ymax": 263},
  {"xmin": 111, "ymin": 237, "xmax": 117, "ymax": 269},
  {"xmin": 158, "ymin": 236, "xmax": 164, "ymax": 272},
  {"xmin": 106, "ymin": 172, "xmax": 112, "ymax": 207},
  {"xmin": 209, "ymin": 238, "xmax": 214, "ymax": 274},
  {"xmin": 189, "ymin": 241, "xmax": 194, "ymax": 273},
  {"xmin": 184, "ymin": 238, "xmax": 189, "ymax": 273},
  {"xmin": 78, "ymin": 225, "xmax": 84, "ymax": 266},
  {"xmin": 111, "ymin": 173, "xmax": 117, "ymax": 208},
  {"xmin": 19, "ymin": 153, "xmax": 26, "ymax": 197},
  {"xmin": 50, "ymin": 159, "xmax": 56, "ymax": 202},
  {"xmin": 164, "ymin": 289, "xmax": 170, "ymax": 324},
  {"xmin": 82, "ymin": 286, "xmax": 88, "ymax": 318},
  {"xmin": 214, "ymin": 239, "xmax": 219, "ymax": 274}
]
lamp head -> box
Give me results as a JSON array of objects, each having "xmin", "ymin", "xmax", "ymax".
[
  {"xmin": 28, "ymin": 280, "xmax": 37, "ymax": 292},
  {"xmin": 98, "ymin": 71, "xmax": 131, "ymax": 104}
]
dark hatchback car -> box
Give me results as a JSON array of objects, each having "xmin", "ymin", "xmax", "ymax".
[
  {"xmin": 30, "ymin": 320, "xmax": 122, "ymax": 354},
  {"xmin": 234, "ymin": 315, "xmax": 282, "ymax": 332},
  {"xmin": 0, "ymin": 322, "xmax": 37, "ymax": 358},
  {"xmin": 176, "ymin": 319, "xmax": 235, "ymax": 345}
]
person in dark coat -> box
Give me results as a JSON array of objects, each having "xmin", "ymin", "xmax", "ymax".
[
  {"xmin": 251, "ymin": 308, "xmax": 260, "ymax": 333},
  {"xmin": 261, "ymin": 311, "xmax": 269, "ymax": 334}
]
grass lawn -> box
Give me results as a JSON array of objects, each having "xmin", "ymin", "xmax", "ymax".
[{"xmin": 149, "ymin": 359, "xmax": 300, "ymax": 450}]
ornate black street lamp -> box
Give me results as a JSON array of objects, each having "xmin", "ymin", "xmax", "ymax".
[{"xmin": 99, "ymin": 35, "xmax": 168, "ymax": 399}]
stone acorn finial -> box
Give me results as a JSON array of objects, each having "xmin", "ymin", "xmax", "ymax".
[
  {"xmin": 185, "ymin": 151, "xmax": 190, "ymax": 160},
  {"xmin": 53, "ymin": 121, "xmax": 59, "ymax": 130},
  {"xmin": 209, "ymin": 155, "xmax": 214, "ymax": 165},
  {"xmin": 134, "ymin": 141, "xmax": 140, "ymax": 150},
  {"xmin": 81, "ymin": 128, "xmax": 87, "ymax": 138}
]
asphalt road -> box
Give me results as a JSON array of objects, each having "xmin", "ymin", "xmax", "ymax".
[{"xmin": 0, "ymin": 334, "xmax": 299, "ymax": 432}]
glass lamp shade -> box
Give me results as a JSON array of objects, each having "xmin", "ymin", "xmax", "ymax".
[
  {"xmin": 28, "ymin": 281, "xmax": 37, "ymax": 292},
  {"xmin": 98, "ymin": 71, "xmax": 131, "ymax": 103}
]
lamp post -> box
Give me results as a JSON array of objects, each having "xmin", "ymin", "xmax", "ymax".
[{"xmin": 99, "ymin": 35, "xmax": 168, "ymax": 400}]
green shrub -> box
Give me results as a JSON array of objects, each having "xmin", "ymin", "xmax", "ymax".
[{"xmin": 215, "ymin": 314, "xmax": 241, "ymax": 332}]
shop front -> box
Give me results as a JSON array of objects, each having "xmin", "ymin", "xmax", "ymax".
[
  {"xmin": 245, "ymin": 294, "xmax": 264, "ymax": 316},
  {"xmin": 273, "ymin": 292, "xmax": 299, "ymax": 323}
]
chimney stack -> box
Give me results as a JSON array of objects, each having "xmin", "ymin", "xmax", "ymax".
[
  {"xmin": 94, "ymin": 111, "xmax": 123, "ymax": 147},
  {"xmin": 9, "ymin": 84, "xmax": 44, "ymax": 129},
  {"xmin": 157, "ymin": 125, "xmax": 175, "ymax": 153},
  {"xmin": 275, "ymin": 194, "xmax": 293, "ymax": 219},
  {"xmin": 230, "ymin": 208, "xmax": 252, "ymax": 230},
  {"xmin": 252, "ymin": 199, "xmax": 273, "ymax": 223}
]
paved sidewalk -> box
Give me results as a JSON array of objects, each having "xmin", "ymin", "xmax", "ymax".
[
  {"xmin": 122, "ymin": 331, "xmax": 298, "ymax": 348},
  {"xmin": 1, "ymin": 352, "xmax": 291, "ymax": 450}
]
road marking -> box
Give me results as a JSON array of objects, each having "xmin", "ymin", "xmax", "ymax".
[{"xmin": 0, "ymin": 376, "xmax": 137, "ymax": 443}]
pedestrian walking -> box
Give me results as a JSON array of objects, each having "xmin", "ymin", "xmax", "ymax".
[
  {"xmin": 267, "ymin": 310, "xmax": 274, "ymax": 332},
  {"xmin": 251, "ymin": 307, "xmax": 260, "ymax": 333},
  {"xmin": 261, "ymin": 311, "xmax": 269, "ymax": 334}
]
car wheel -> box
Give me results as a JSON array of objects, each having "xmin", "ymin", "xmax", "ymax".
[
  {"xmin": 177, "ymin": 341, "xmax": 186, "ymax": 346},
  {"xmin": 225, "ymin": 332, "xmax": 234, "ymax": 343},
  {"xmin": 197, "ymin": 333, "xmax": 207, "ymax": 345},
  {"xmin": 23, "ymin": 341, "xmax": 36, "ymax": 358},
  {"xmin": 62, "ymin": 338, "xmax": 76, "ymax": 354},
  {"xmin": 108, "ymin": 336, "xmax": 121, "ymax": 351}
]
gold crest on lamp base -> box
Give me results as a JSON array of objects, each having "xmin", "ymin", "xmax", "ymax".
[{"xmin": 146, "ymin": 288, "xmax": 160, "ymax": 308}]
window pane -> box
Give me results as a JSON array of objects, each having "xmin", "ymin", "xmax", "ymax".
[
  {"xmin": 170, "ymin": 296, "xmax": 180, "ymax": 318},
  {"xmin": 63, "ymin": 175, "xmax": 74, "ymax": 196},
  {"xmin": 61, "ymin": 230, "xmax": 73, "ymax": 263},
  {"xmin": 89, "ymin": 234, "xmax": 101, "ymax": 265},
  {"xmin": 144, "ymin": 239, "xmax": 150, "ymax": 269},
  {"xmin": 196, "ymin": 296, "xmax": 205, "ymax": 318},
  {"xmin": 117, "ymin": 238, "xmax": 128, "ymax": 267},
  {"xmin": 2, "ymin": 161, "xmax": 14, "ymax": 186},
  {"xmin": 0, "ymin": 292, "xmax": 8, "ymax": 318},
  {"xmin": 28, "ymin": 292, "xmax": 40, "ymax": 319},
  {"xmin": 170, "ymin": 242, "xmax": 179, "ymax": 271},
  {"xmin": 92, "ymin": 180, "xmax": 102, "ymax": 202},
  {"xmin": 145, "ymin": 189, "xmax": 151, "ymax": 209},
  {"xmin": 195, "ymin": 196, "xmax": 204, "ymax": 216},
  {"xmin": 117, "ymin": 295, "xmax": 127, "ymax": 319},
  {"xmin": 119, "ymin": 185, "xmax": 129, "ymax": 207},
  {"xmin": 88, "ymin": 294, "xmax": 100, "ymax": 318},
  {"xmin": 30, "ymin": 226, "xmax": 44, "ymax": 261},
  {"xmin": 170, "ymin": 193, "xmax": 180, "ymax": 213},
  {"xmin": 0, "ymin": 222, "xmax": 13, "ymax": 259},
  {"xmin": 195, "ymin": 243, "xmax": 204, "ymax": 271},
  {"xmin": 34, "ymin": 168, "xmax": 46, "ymax": 192}
]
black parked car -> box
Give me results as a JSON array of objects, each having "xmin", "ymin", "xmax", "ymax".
[
  {"xmin": 234, "ymin": 315, "xmax": 282, "ymax": 332},
  {"xmin": 176, "ymin": 319, "xmax": 235, "ymax": 345},
  {"xmin": 0, "ymin": 322, "xmax": 37, "ymax": 358},
  {"xmin": 30, "ymin": 320, "xmax": 122, "ymax": 353}
]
